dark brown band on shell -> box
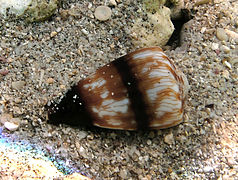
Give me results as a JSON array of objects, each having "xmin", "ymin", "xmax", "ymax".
[{"xmin": 112, "ymin": 56, "xmax": 150, "ymax": 130}]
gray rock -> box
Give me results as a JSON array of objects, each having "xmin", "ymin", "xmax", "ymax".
[
  {"xmin": 131, "ymin": 6, "xmax": 174, "ymax": 47},
  {"xmin": 0, "ymin": 0, "xmax": 58, "ymax": 22}
]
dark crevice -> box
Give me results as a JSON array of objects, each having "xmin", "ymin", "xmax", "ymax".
[{"xmin": 166, "ymin": 9, "xmax": 195, "ymax": 49}]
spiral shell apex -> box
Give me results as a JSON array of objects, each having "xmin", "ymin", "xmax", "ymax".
[{"xmin": 47, "ymin": 47, "xmax": 189, "ymax": 130}]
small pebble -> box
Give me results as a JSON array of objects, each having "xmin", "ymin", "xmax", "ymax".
[
  {"xmin": 77, "ymin": 131, "xmax": 88, "ymax": 140},
  {"xmin": 14, "ymin": 98, "xmax": 22, "ymax": 104},
  {"xmin": 216, "ymin": 28, "xmax": 228, "ymax": 41},
  {"xmin": 168, "ymin": 167, "xmax": 173, "ymax": 173},
  {"xmin": 13, "ymin": 106, "xmax": 22, "ymax": 115},
  {"xmin": 94, "ymin": 6, "xmax": 112, "ymax": 21},
  {"xmin": 224, "ymin": 61, "xmax": 232, "ymax": 69},
  {"xmin": 50, "ymin": 31, "xmax": 58, "ymax": 37},
  {"xmin": 203, "ymin": 166, "xmax": 213, "ymax": 173},
  {"xmin": 211, "ymin": 43, "xmax": 219, "ymax": 50},
  {"xmin": 147, "ymin": 139, "xmax": 152, "ymax": 145},
  {"xmin": 60, "ymin": 84, "xmax": 66, "ymax": 89},
  {"xmin": 87, "ymin": 134, "xmax": 94, "ymax": 140},
  {"xmin": 75, "ymin": 140, "xmax": 81, "ymax": 150},
  {"xmin": 61, "ymin": 59, "xmax": 66, "ymax": 63},
  {"xmin": 225, "ymin": 29, "xmax": 238, "ymax": 43},
  {"xmin": 221, "ymin": 45, "xmax": 230, "ymax": 53},
  {"xmin": 47, "ymin": 78, "xmax": 54, "ymax": 84},
  {"xmin": 222, "ymin": 70, "xmax": 229, "ymax": 79},
  {"xmin": 77, "ymin": 47, "xmax": 84, "ymax": 56},
  {"xmin": 110, "ymin": 0, "xmax": 117, "ymax": 6},
  {"xmin": 88, "ymin": 3, "xmax": 92, "ymax": 9},
  {"xmin": 79, "ymin": 146, "xmax": 88, "ymax": 158},
  {"xmin": 164, "ymin": 133, "xmax": 174, "ymax": 145},
  {"xmin": 0, "ymin": 69, "xmax": 9, "ymax": 75},
  {"xmin": 200, "ymin": 27, "xmax": 206, "ymax": 33},
  {"xmin": 56, "ymin": 27, "xmax": 62, "ymax": 32},
  {"xmin": 195, "ymin": 0, "xmax": 211, "ymax": 6},
  {"xmin": 4, "ymin": 121, "xmax": 19, "ymax": 131},
  {"xmin": 231, "ymin": 58, "xmax": 238, "ymax": 66},
  {"xmin": 81, "ymin": 29, "xmax": 89, "ymax": 35},
  {"xmin": 12, "ymin": 81, "xmax": 26, "ymax": 90},
  {"xmin": 226, "ymin": 156, "xmax": 236, "ymax": 167},
  {"xmin": 119, "ymin": 169, "xmax": 128, "ymax": 179}
]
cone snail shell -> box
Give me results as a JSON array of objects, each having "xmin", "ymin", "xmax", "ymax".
[{"xmin": 47, "ymin": 47, "xmax": 189, "ymax": 130}]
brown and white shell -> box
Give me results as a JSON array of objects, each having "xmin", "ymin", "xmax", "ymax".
[{"xmin": 47, "ymin": 47, "xmax": 189, "ymax": 130}]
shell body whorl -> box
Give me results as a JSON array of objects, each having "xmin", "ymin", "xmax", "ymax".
[{"xmin": 47, "ymin": 47, "xmax": 189, "ymax": 130}]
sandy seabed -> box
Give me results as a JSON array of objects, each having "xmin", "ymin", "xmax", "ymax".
[{"xmin": 0, "ymin": 0, "xmax": 237, "ymax": 179}]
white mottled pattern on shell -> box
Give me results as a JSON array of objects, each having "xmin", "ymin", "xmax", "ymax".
[
  {"xmin": 127, "ymin": 48, "xmax": 186, "ymax": 129},
  {"xmin": 83, "ymin": 77, "xmax": 106, "ymax": 89}
]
